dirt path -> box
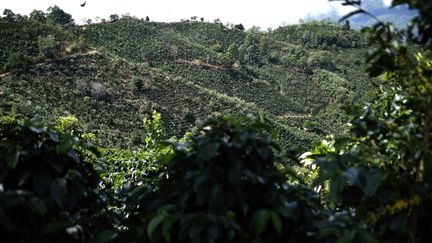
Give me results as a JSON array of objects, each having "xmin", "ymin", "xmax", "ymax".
[
  {"xmin": 278, "ymin": 113, "xmax": 310, "ymax": 119},
  {"xmin": 176, "ymin": 58, "xmax": 227, "ymax": 71},
  {"xmin": 82, "ymin": 49, "xmax": 99, "ymax": 55}
]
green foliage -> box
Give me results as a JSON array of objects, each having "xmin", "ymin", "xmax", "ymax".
[
  {"xmin": 109, "ymin": 14, "xmax": 119, "ymax": 22},
  {"xmin": 301, "ymin": 0, "xmax": 432, "ymax": 241},
  {"xmin": 38, "ymin": 34, "xmax": 58, "ymax": 58},
  {"xmin": 3, "ymin": 51, "xmax": 32, "ymax": 72},
  {"xmin": 0, "ymin": 115, "xmax": 113, "ymax": 242},
  {"xmin": 307, "ymin": 50, "xmax": 335, "ymax": 70},
  {"xmin": 0, "ymin": 10, "xmax": 83, "ymax": 70},
  {"xmin": 143, "ymin": 111, "xmax": 164, "ymax": 148},
  {"xmin": 2, "ymin": 8, "xmax": 16, "ymax": 21},
  {"xmin": 29, "ymin": 10, "xmax": 46, "ymax": 23},
  {"xmin": 98, "ymin": 111, "xmax": 170, "ymax": 193},
  {"xmin": 131, "ymin": 76, "xmax": 144, "ymax": 91},
  {"xmin": 121, "ymin": 115, "xmax": 324, "ymax": 242},
  {"xmin": 226, "ymin": 43, "xmax": 239, "ymax": 61},
  {"xmin": 234, "ymin": 23, "xmax": 244, "ymax": 31},
  {"xmin": 46, "ymin": 5, "xmax": 74, "ymax": 26}
]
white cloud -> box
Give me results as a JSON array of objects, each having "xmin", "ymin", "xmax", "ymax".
[
  {"xmin": 0, "ymin": 0, "xmax": 355, "ymax": 28},
  {"xmin": 383, "ymin": 0, "xmax": 393, "ymax": 6}
]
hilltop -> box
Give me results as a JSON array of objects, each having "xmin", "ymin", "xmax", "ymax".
[{"xmin": 0, "ymin": 10, "xmax": 373, "ymax": 150}]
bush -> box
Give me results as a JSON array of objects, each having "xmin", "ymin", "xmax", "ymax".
[
  {"xmin": 0, "ymin": 115, "xmax": 113, "ymax": 242},
  {"xmin": 131, "ymin": 76, "xmax": 144, "ymax": 91},
  {"xmin": 121, "ymin": 115, "xmax": 324, "ymax": 242},
  {"xmin": 38, "ymin": 34, "xmax": 58, "ymax": 58},
  {"xmin": 90, "ymin": 82, "xmax": 109, "ymax": 100},
  {"xmin": 3, "ymin": 52, "xmax": 32, "ymax": 72}
]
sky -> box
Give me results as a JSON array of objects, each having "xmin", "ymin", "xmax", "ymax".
[{"xmin": 0, "ymin": 0, "xmax": 393, "ymax": 28}]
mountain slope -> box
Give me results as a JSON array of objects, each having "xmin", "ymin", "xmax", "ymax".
[{"xmin": 1, "ymin": 16, "xmax": 373, "ymax": 150}]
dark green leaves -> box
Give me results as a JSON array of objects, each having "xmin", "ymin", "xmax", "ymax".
[
  {"xmin": 5, "ymin": 144, "xmax": 21, "ymax": 169},
  {"xmin": 27, "ymin": 197, "xmax": 47, "ymax": 215},
  {"xmin": 96, "ymin": 230, "xmax": 118, "ymax": 243},
  {"xmin": 50, "ymin": 178, "xmax": 68, "ymax": 208},
  {"xmin": 147, "ymin": 214, "xmax": 165, "ymax": 239},
  {"xmin": 122, "ymin": 115, "xmax": 323, "ymax": 242},
  {"xmin": 0, "ymin": 116, "xmax": 111, "ymax": 242},
  {"xmin": 253, "ymin": 210, "xmax": 270, "ymax": 235},
  {"xmin": 196, "ymin": 141, "xmax": 219, "ymax": 161}
]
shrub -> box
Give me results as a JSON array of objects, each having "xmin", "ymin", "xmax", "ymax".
[
  {"xmin": 38, "ymin": 34, "xmax": 58, "ymax": 58},
  {"xmin": 0, "ymin": 115, "xmax": 113, "ymax": 242},
  {"xmin": 121, "ymin": 115, "xmax": 324, "ymax": 242},
  {"xmin": 3, "ymin": 52, "xmax": 32, "ymax": 72},
  {"xmin": 90, "ymin": 82, "xmax": 109, "ymax": 100},
  {"xmin": 131, "ymin": 76, "xmax": 144, "ymax": 91}
]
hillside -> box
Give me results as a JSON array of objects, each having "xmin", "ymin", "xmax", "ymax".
[
  {"xmin": 0, "ymin": 13, "xmax": 373, "ymax": 150},
  {"xmin": 2, "ymin": 2, "xmax": 432, "ymax": 242}
]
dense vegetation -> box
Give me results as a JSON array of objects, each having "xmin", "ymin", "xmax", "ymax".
[
  {"xmin": 0, "ymin": 6, "xmax": 373, "ymax": 152},
  {"xmin": 1, "ymin": 0, "xmax": 432, "ymax": 242}
]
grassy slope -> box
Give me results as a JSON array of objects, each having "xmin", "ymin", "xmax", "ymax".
[{"xmin": 1, "ymin": 18, "xmax": 373, "ymax": 150}]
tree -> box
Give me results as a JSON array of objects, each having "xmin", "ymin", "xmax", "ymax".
[
  {"xmin": 29, "ymin": 9, "xmax": 46, "ymax": 22},
  {"xmin": 46, "ymin": 5, "xmax": 74, "ymax": 26},
  {"xmin": 227, "ymin": 43, "xmax": 240, "ymax": 61},
  {"xmin": 342, "ymin": 20, "xmax": 351, "ymax": 30},
  {"xmin": 131, "ymin": 76, "xmax": 144, "ymax": 91},
  {"xmin": 306, "ymin": 50, "xmax": 335, "ymax": 70},
  {"xmin": 109, "ymin": 14, "xmax": 119, "ymax": 22},
  {"xmin": 145, "ymin": 16, "xmax": 150, "ymax": 22},
  {"xmin": 234, "ymin": 23, "xmax": 245, "ymax": 31},
  {"xmin": 2, "ymin": 8, "xmax": 15, "ymax": 21},
  {"xmin": 38, "ymin": 35, "xmax": 58, "ymax": 58}
]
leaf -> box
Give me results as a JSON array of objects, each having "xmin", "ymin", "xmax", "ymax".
[
  {"xmin": 47, "ymin": 130, "xmax": 59, "ymax": 141},
  {"xmin": 56, "ymin": 135, "xmax": 75, "ymax": 154},
  {"xmin": 207, "ymin": 225, "xmax": 219, "ymax": 243},
  {"xmin": 96, "ymin": 229, "xmax": 118, "ymax": 243},
  {"xmin": 29, "ymin": 126, "xmax": 46, "ymax": 134},
  {"xmin": 257, "ymin": 147, "xmax": 270, "ymax": 160},
  {"xmin": 67, "ymin": 150, "xmax": 80, "ymax": 163},
  {"xmin": 362, "ymin": 171, "xmax": 387, "ymax": 196},
  {"xmin": 147, "ymin": 214, "xmax": 165, "ymax": 239},
  {"xmin": 50, "ymin": 178, "xmax": 68, "ymax": 208},
  {"xmin": 253, "ymin": 210, "xmax": 270, "ymax": 235},
  {"xmin": 342, "ymin": 167, "xmax": 359, "ymax": 186},
  {"xmin": 27, "ymin": 197, "xmax": 47, "ymax": 216},
  {"xmin": 270, "ymin": 211, "xmax": 282, "ymax": 235},
  {"xmin": 329, "ymin": 173, "xmax": 345, "ymax": 203},
  {"xmin": 161, "ymin": 220, "xmax": 172, "ymax": 243},
  {"xmin": 5, "ymin": 145, "xmax": 21, "ymax": 169},
  {"xmin": 196, "ymin": 142, "xmax": 220, "ymax": 161},
  {"xmin": 41, "ymin": 221, "xmax": 70, "ymax": 236}
]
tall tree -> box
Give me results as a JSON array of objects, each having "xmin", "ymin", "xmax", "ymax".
[
  {"xmin": 46, "ymin": 5, "xmax": 74, "ymax": 26},
  {"xmin": 2, "ymin": 9, "xmax": 16, "ymax": 21},
  {"xmin": 29, "ymin": 10, "xmax": 46, "ymax": 22}
]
